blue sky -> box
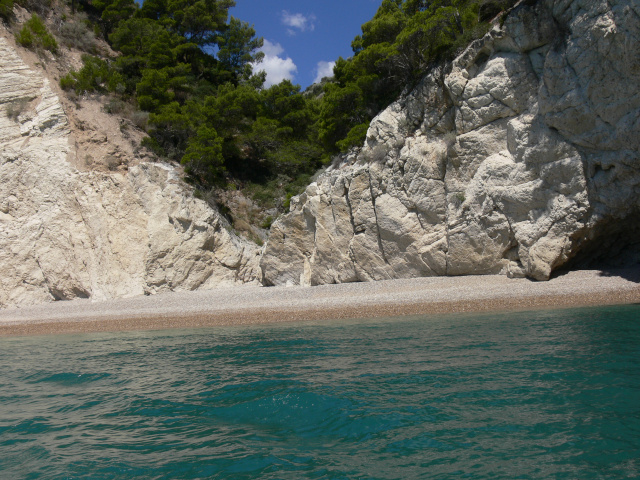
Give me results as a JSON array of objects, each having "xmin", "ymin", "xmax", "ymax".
[{"xmin": 229, "ymin": 0, "xmax": 382, "ymax": 88}]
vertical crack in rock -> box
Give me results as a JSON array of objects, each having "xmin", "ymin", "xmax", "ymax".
[
  {"xmin": 304, "ymin": 209, "xmax": 317, "ymax": 252},
  {"xmin": 367, "ymin": 169, "xmax": 390, "ymax": 266},
  {"xmin": 343, "ymin": 180, "xmax": 357, "ymax": 235},
  {"xmin": 492, "ymin": 200, "xmax": 523, "ymax": 277}
]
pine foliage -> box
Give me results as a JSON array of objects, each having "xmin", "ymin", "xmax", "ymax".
[{"xmin": 58, "ymin": 0, "xmax": 515, "ymax": 208}]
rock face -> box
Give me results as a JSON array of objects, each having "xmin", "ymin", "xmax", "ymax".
[
  {"xmin": 0, "ymin": 38, "xmax": 260, "ymax": 309},
  {"xmin": 261, "ymin": 0, "xmax": 640, "ymax": 285}
]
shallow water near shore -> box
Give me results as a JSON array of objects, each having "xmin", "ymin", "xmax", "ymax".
[{"xmin": 1, "ymin": 305, "xmax": 639, "ymax": 479}]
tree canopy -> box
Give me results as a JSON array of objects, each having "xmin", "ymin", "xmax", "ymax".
[
  {"xmin": 318, "ymin": 0, "xmax": 503, "ymax": 152},
  {"xmin": 59, "ymin": 0, "xmax": 514, "ymax": 207}
]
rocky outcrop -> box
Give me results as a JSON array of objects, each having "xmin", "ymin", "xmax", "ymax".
[
  {"xmin": 0, "ymin": 38, "xmax": 260, "ymax": 309},
  {"xmin": 261, "ymin": 0, "xmax": 640, "ymax": 285}
]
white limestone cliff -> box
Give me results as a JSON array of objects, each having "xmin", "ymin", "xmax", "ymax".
[
  {"xmin": 261, "ymin": 0, "xmax": 640, "ymax": 285},
  {"xmin": 0, "ymin": 37, "xmax": 260, "ymax": 309},
  {"xmin": 2, "ymin": 0, "xmax": 639, "ymax": 309}
]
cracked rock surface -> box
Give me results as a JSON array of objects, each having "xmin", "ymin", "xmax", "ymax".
[
  {"xmin": 0, "ymin": 38, "xmax": 260, "ymax": 309},
  {"xmin": 261, "ymin": 0, "xmax": 640, "ymax": 285}
]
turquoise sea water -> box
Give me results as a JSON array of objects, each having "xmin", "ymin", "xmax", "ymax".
[{"xmin": 1, "ymin": 305, "xmax": 639, "ymax": 479}]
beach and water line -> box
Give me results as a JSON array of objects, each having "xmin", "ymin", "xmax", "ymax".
[
  {"xmin": 1, "ymin": 268, "xmax": 639, "ymax": 478},
  {"xmin": 0, "ymin": 268, "xmax": 639, "ymax": 336}
]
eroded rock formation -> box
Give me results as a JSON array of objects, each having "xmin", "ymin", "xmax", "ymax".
[
  {"xmin": 0, "ymin": 38, "xmax": 260, "ymax": 308},
  {"xmin": 2, "ymin": 0, "xmax": 638, "ymax": 308},
  {"xmin": 261, "ymin": 0, "xmax": 640, "ymax": 285}
]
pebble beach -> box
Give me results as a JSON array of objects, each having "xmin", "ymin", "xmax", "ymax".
[{"xmin": 1, "ymin": 268, "xmax": 639, "ymax": 336}]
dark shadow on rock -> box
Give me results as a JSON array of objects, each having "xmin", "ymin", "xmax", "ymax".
[
  {"xmin": 549, "ymin": 269, "xmax": 572, "ymax": 279},
  {"xmin": 561, "ymin": 212, "xmax": 640, "ymax": 281},
  {"xmin": 549, "ymin": 265, "xmax": 640, "ymax": 283},
  {"xmin": 597, "ymin": 266, "xmax": 640, "ymax": 283}
]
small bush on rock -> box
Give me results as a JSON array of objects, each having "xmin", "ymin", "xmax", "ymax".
[
  {"xmin": 0, "ymin": 0, "xmax": 13, "ymax": 21},
  {"xmin": 5, "ymin": 97, "xmax": 28, "ymax": 120},
  {"xmin": 128, "ymin": 110, "xmax": 149, "ymax": 130},
  {"xmin": 15, "ymin": 25, "xmax": 33, "ymax": 47},
  {"xmin": 104, "ymin": 155, "xmax": 120, "ymax": 171},
  {"xmin": 59, "ymin": 55, "xmax": 124, "ymax": 94},
  {"xmin": 16, "ymin": 14, "xmax": 58, "ymax": 53},
  {"xmin": 57, "ymin": 13, "xmax": 97, "ymax": 53},
  {"xmin": 336, "ymin": 122, "xmax": 370, "ymax": 153}
]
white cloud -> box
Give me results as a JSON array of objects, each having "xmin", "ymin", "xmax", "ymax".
[
  {"xmin": 261, "ymin": 39, "xmax": 285, "ymax": 57},
  {"xmin": 314, "ymin": 61, "xmax": 336, "ymax": 84},
  {"xmin": 253, "ymin": 40, "xmax": 297, "ymax": 87},
  {"xmin": 281, "ymin": 11, "xmax": 316, "ymax": 35}
]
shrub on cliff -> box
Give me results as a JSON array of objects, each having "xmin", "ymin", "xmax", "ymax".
[
  {"xmin": 59, "ymin": 55, "xmax": 124, "ymax": 94},
  {"xmin": 0, "ymin": 0, "xmax": 13, "ymax": 21},
  {"xmin": 57, "ymin": 13, "xmax": 98, "ymax": 53},
  {"xmin": 15, "ymin": 14, "xmax": 58, "ymax": 53}
]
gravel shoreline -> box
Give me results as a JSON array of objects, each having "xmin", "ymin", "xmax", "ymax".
[{"xmin": 1, "ymin": 268, "xmax": 639, "ymax": 336}]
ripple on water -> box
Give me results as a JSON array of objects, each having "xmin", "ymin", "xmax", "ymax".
[{"xmin": 0, "ymin": 304, "xmax": 639, "ymax": 479}]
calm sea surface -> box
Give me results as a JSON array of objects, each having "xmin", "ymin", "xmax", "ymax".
[{"xmin": 1, "ymin": 305, "xmax": 639, "ymax": 479}]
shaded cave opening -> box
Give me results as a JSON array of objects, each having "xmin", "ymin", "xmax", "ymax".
[{"xmin": 562, "ymin": 212, "xmax": 640, "ymax": 275}]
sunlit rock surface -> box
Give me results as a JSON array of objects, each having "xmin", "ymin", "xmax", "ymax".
[
  {"xmin": 261, "ymin": 0, "xmax": 640, "ymax": 285},
  {"xmin": 0, "ymin": 38, "xmax": 260, "ymax": 309}
]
